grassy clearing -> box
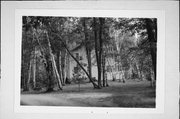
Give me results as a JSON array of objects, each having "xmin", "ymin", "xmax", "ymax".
[{"xmin": 21, "ymin": 80, "xmax": 155, "ymax": 108}]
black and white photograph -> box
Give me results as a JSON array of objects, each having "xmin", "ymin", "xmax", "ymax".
[
  {"xmin": 1, "ymin": 1, "xmax": 179, "ymax": 119},
  {"xmin": 20, "ymin": 16, "xmax": 157, "ymax": 108}
]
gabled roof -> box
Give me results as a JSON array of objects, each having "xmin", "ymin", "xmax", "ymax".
[{"xmin": 71, "ymin": 41, "xmax": 85, "ymax": 52}]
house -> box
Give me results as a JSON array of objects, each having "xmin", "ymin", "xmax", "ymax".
[
  {"xmin": 67, "ymin": 30, "xmax": 138, "ymax": 81},
  {"xmin": 69, "ymin": 43, "xmax": 98, "ymax": 80},
  {"xmin": 68, "ymin": 42, "xmax": 126, "ymax": 81}
]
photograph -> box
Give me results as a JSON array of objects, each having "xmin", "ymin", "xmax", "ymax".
[
  {"xmin": 20, "ymin": 16, "xmax": 157, "ymax": 108},
  {"xmin": 1, "ymin": 1, "xmax": 179, "ymax": 119}
]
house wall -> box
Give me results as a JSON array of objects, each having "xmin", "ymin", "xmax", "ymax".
[
  {"xmin": 69, "ymin": 47, "xmax": 98, "ymax": 80},
  {"xmin": 69, "ymin": 46, "xmax": 125, "ymax": 81}
]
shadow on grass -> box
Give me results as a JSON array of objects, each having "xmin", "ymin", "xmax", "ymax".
[{"xmin": 21, "ymin": 81, "xmax": 156, "ymax": 108}]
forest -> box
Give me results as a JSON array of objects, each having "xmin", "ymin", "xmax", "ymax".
[{"xmin": 20, "ymin": 16, "xmax": 157, "ymax": 107}]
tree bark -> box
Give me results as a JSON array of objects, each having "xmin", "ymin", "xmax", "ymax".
[
  {"xmin": 61, "ymin": 50, "xmax": 65, "ymax": 85},
  {"xmin": 27, "ymin": 58, "xmax": 32, "ymax": 91},
  {"xmin": 32, "ymin": 46, "xmax": 36, "ymax": 88},
  {"xmin": 57, "ymin": 51, "xmax": 60, "ymax": 74},
  {"xmin": 59, "ymin": 51, "xmax": 63, "ymax": 84},
  {"xmin": 66, "ymin": 52, "xmax": 70, "ymax": 79},
  {"xmin": 62, "ymin": 49, "xmax": 67, "ymax": 85},
  {"xmin": 87, "ymin": 51, "xmax": 92, "ymax": 82},
  {"xmin": 56, "ymin": 51, "xmax": 63, "ymax": 85},
  {"xmin": 93, "ymin": 18, "xmax": 104, "ymax": 88},
  {"xmin": 135, "ymin": 61, "xmax": 142, "ymax": 81},
  {"xmin": 97, "ymin": 18, "xmax": 104, "ymax": 87},
  {"xmin": 45, "ymin": 31, "xmax": 63, "ymax": 90},
  {"xmin": 83, "ymin": 18, "xmax": 92, "ymax": 82},
  {"xmin": 145, "ymin": 19, "xmax": 157, "ymax": 81},
  {"xmin": 102, "ymin": 52, "xmax": 106, "ymax": 87},
  {"xmin": 46, "ymin": 59, "xmax": 54, "ymax": 92},
  {"xmin": 34, "ymin": 30, "xmax": 54, "ymax": 91},
  {"xmin": 93, "ymin": 17, "xmax": 100, "ymax": 70},
  {"xmin": 119, "ymin": 61, "xmax": 126, "ymax": 83}
]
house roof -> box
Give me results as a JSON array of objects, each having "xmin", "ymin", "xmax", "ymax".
[{"xmin": 71, "ymin": 41, "xmax": 85, "ymax": 52}]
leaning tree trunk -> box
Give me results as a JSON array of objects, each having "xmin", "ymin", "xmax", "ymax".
[
  {"xmin": 62, "ymin": 42, "xmax": 100, "ymax": 89},
  {"xmin": 50, "ymin": 31, "xmax": 100, "ymax": 89},
  {"xmin": 45, "ymin": 31, "xmax": 63, "ymax": 90}
]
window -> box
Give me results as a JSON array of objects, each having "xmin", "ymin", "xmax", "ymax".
[
  {"xmin": 75, "ymin": 53, "xmax": 79, "ymax": 59},
  {"xmin": 79, "ymin": 56, "xmax": 83, "ymax": 60}
]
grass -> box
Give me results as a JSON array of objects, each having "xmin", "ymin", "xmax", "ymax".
[{"xmin": 21, "ymin": 80, "xmax": 155, "ymax": 108}]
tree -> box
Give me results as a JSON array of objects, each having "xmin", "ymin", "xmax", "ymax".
[
  {"xmin": 93, "ymin": 17, "xmax": 105, "ymax": 88},
  {"xmin": 52, "ymin": 32, "xmax": 100, "ymax": 89},
  {"xmin": 145, "ymin": 19, "xmax": 157, "ymax": 82},
  {"xmin": 45, "ymin": 31, "xmax": 63, "ymax": 90},
  {"xmin": 113, "ymin": 18, "xmax": 157, "ymax": 84},
  {"xmin": 82, "ymin": 18, "xmax": 93, "ymax": 83}
]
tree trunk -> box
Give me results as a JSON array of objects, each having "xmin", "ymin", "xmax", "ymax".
[
  {"xmin": 61, "ymin": 51, "xmax": 65, "ymax": 85},
  {"xmin": 135, "ymin": 61, "xmax": 142, "ymax": 81},
  {"xmin": 87, "ymin": 51, "xmax": 92, "ymax": 82},
  {"xmin": 93, "ymin": 18, "xmax": 104, "ymax": 88},
  {"xmin": 35, "ymin": 31, "xmax": 54, "ymax": 91},
  {"xmin": 145, "ymin": 19, "xmax": 157, "ymax": 81},
  {"xmin": 23, "ymin": 69, "xmax": 26, "ymax": 90},
  {"xmin": 46, "ymin": 59, "xmax": 54, "ymax": 92},
  {"xmin": 32, "ymin": 46, "xmax": 36, "ymax": 88},
  {"xmin": 62, "ymin": 50, "xmax": 67, "ymax": 85},
  {"xmin": 97, "ymin": 18, "xmax": 105, "ymax": 87},
  {"xmin": 93, "ymin": 18, "xmax": 100, "ymax": 87},
  {"xmin": 102, "ymin": 52, "xmax": 106, "ymax": 87},
  {"xmin": 45, "ymin": 31, "xmax": 63, "ymax": 90},
  {"xmin": 93, "ymin": 18, "xmax": 99, "ymax": 63},
  {"xmin": 57, "ymin": 51, "xmax": 60, "ymax": 74},
  {"xmin": 59, "ymin": 51, "xmax": 63, "ymax": 84},
  {"xmin": 83, "ymin": 18, "xmax": 92, "ymax": 82},
  {"xmin": 66, "ymin": 52, "xmax": 70, "ymax": 80},
  {"xmin": 56, "ymin": 51, "xmax": 63, "ymax": 86},
  {"xmin": 119, "ymin": 61, "xmax": 126, "ymax": 83},
  {"xmin": 27, "ymin": 58, "xmax": 32, "ymax": 91},
  {"xmin": 62, "ymin": 42, "xmax": 100, "ymax": 88},
  {"xmin": 64, "ymin": 51, "xmax": 67, "ymax": 83},
  {"xmin": 50, "ymin": 31, "xmax": 99, "ymax": 88}
]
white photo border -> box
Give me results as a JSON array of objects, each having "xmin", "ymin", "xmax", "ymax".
[{"xmin": 14, "ymin": 9, "xmax": 165, "ymax": 114}]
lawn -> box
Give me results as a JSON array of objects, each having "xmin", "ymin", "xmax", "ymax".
[{"xmin": 21, "ymin": 80, "xmax": 155, "ymax": 108}]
